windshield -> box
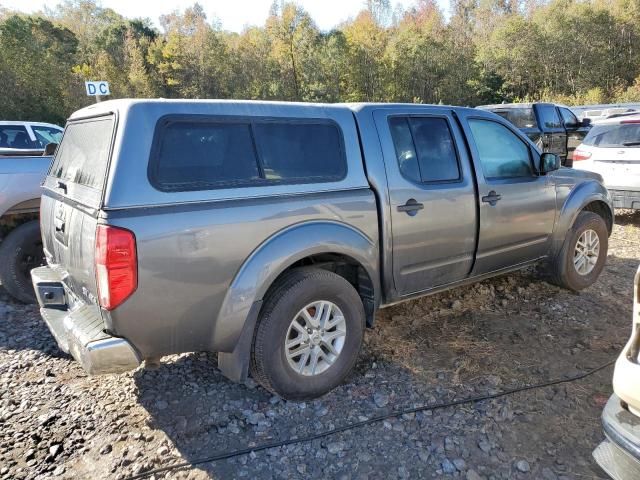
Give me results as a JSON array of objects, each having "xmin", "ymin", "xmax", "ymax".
[
  {"xmin": 491, "ymin": 108, "xmax": 537, "ymax": 129},
  {"xmin": 583, "ymin": 122, "xmax": 640, "ymax": 148},
  {"xmin": 31, "ymin": 125, "xmax": 63, "ymax": 147}
]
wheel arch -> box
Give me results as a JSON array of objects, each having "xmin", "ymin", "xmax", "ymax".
[
  {"xmin": 215, "ymin": 220, "xmax": 380, "ymax": 382},
  {"xmin": 551, "ymin": 181, "xmax": 613, "ymax": 257}
]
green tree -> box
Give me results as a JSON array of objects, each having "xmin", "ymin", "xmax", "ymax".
[{"xmin": 0, "ymin": 15, "xmax": 78, "ymax": 123}]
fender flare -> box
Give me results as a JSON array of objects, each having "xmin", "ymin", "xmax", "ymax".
[
  {"xmin": 551, "ymin": 180, "xmax": 614, "ymax": 257},
  {"xmin": 215, "ymin": 220, "xmax": 379, "ymax": 382}
]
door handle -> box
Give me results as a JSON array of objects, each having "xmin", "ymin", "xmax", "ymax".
[
  {"xmin": 481, "ymin": 191, "xmax": 502, "ymax": 206},
  {"xmin": 54, "ymin": 217, "xmax": 65, "ymax": 233},
  {"xmin": 397, "ymin": 199, "xmax": 424, "ymax": 216}
]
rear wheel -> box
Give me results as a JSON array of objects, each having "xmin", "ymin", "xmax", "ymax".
[
  {"xmin": 0, "ymin": 220, "xmax": 44, "ymax": 304},
  {"xmin": 548, "ymin": 211, "xmax": 608, "ymax": 291},
  {"xmin": 250, "ymin": 269, "xmax": 365, "ymax": 400}
]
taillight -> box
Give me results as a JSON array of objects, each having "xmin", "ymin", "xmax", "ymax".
[
  {"xmin": 95, "ymin": 225, "xmax": 137, "ymax": 310},
  {"xmin": 573, "ymin": 149, "xmax": 592, "ymax": 162}
]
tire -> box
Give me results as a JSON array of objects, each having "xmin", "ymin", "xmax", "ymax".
[
  {"xmin": 250, "ymin": 268, "xmax": 365, "ymax": 400},
  {"xmin": 0, "ymin": 220, "xmax": 44, "ymax": 303},
  {"xmin": 549, "ymin": 211, "xmax": 608, "ymax": 291}
]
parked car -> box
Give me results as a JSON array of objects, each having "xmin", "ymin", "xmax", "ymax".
[
  {"xmin": 573, "ymin": 114, "xmax": 640, "ymax": 210},
  {"xmin": 0, "ymin": 153, "xmax": 52, "ymax": 302},
  {"xmin": 477, "ymin": 103, "xmax": 591, "ymax": 167},
  {"xmin": 32, "ymin": 100, "xmax": 613, "ymax": 400},
  {"xmin": 0, "ymin": 121, "xmax": 63, "ymax": 153},
  {"xmin": 593, "ymin": 264, "xmax": 640, "ymax": 480},
  {"xmin": 574, "ymin": 103, "xmax": 640, "ymax": 122}
]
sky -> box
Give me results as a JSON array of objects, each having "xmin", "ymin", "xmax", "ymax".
[{"xmin": 0, "ymin": 0, "xmax": 450, "ymax": 32}]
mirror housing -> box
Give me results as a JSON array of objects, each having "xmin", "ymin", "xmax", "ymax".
[
  {"xmin": 581, "ymin": 118, "xmax": 592, "ymax": 128},
  {"xmin": 540, "ymin": 153, "xmax": 561, "ymax": 174}
]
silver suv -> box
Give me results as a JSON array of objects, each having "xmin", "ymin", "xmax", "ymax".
[{"xmin": 32, "ymin": 100, "xmax": 613, "ymax": 399}]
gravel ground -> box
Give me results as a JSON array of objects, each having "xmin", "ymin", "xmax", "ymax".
[{"xmin": 1, "ymin": 210, "xmax": 639, "ymax": 480}]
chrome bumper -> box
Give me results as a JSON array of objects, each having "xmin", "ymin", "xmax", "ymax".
[
  {"xmin": 31, "ymin": 265, "xmax": 141, "ymax": 375},
  {"xmin": 594, "ymin": 394, "xmax": 640, "ymax": 480}
]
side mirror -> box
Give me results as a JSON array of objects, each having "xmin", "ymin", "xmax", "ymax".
[
  {"xmin": 581, "ymin": 118, "xmax": 592, "ymax": 128},
  {"xmin": 540, "ymin": 153, "xmax": 561, "ymax": 174},
  {"xmin": 43, "ymin": 142, "xmax": 58, "ymax": 156}
]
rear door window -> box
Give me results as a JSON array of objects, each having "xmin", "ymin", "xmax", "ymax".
[
  {"xmin": 0, "ymin": 125, "xmax": 35, "ymax": 149},
  {"xmin": 491, "ymin": 108, "xmax": 536, "ymax": 129},
  {"xmin": 150, "ymin": 117, "xmax": 346, "ymax": 191},
  {"xmin": 50, "ymin": 117, "xmax": 114, "ymax": 190},
  {"xmin": 389, "ymin": 116, "xmax": 461, "ymax": 183},
  {"xmin": 537, "ymin": 105, "xmax": 562, "ymax": 129}
]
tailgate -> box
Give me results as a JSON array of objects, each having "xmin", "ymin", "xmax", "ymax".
[
  {"xmin": 594, "ymin": 149, "xmax": 640, "ymax": 189},
  {"xmin": 41, "ymin": 115, "xmax": 115, "ymax": 306}
]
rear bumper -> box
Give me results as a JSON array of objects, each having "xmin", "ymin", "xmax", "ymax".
[
  {"xmin": 31, "ymin": 265, "xmax": 141, "ymax": 374},
  {"xmin": 593, "ymin": 394, "xmax": 640, "ymax": 480},
  {"xmin": 609, "ymin": 189, "xmax": 640, "ymax": 210}
]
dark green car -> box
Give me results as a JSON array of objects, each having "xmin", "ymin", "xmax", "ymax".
[{"xmin": 477, "ymin": 102, "xmax": 591, "ymax": 167}]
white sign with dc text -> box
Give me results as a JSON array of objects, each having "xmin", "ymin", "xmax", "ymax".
[{"xmin": 85, "ymin": 81, "xmax": 110, "ymax": 96}]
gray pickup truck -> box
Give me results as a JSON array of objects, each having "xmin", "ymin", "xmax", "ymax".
[
  {"xmin": 0, "ymin": 153, "xmax": 50, "ymax": 302},
  {"xmin": 32, "ymin": 100, "xmax": 613, "ymax": 400}
]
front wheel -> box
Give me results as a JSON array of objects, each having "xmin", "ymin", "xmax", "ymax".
[
  {"xmin": 549, "ymin": 211, "xmax": 608, "ymax": 291},
  {"xmin": 250, "ymin": 269, "xmax": 365, "ymax": 400}
]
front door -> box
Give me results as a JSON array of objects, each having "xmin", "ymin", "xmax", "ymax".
[
  {"xmin": 456, "ymin": 112, "xmax": 557, "ymax": 274},
  {"xmin": 373, "ymin": 108, "xmax": 477, "ymax": 296}
]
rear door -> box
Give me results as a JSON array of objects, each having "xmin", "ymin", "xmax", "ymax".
[
  {"xmin": 41, "ymin": 115, "xmax": 115, "ymax": 307},
  {"xmin": 373, "ymin": 108, "xmax": 477, "ymax": 296},
  {"xmin": 455, "ymin": 111, "xmax": 557, "ymax": 274}
]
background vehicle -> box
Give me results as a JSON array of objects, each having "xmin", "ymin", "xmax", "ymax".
[
  {"xmin": 477, "ymin": 103, "xmax": 590, "ymax": 166},
  {"xmin": 593, "ymin": 264, "xmax": 640, "ymax": 480},
  {"xmin": 573, "ymin": 103, "xmax": 640, "ymax": 122},
  {"xmin": 32, "ymin": 100, "xmax": 613, "ymax": 400},
  {"xmin": 0, "ymin": 154, "xmax": 51, "ymax": 302},
  {"xmin": 573, "ymin": 114, "xmax": 640, "ymax": 210},
  {"xmin": 0, "ymin": 121, "xmax": 63, "ymax": 154}
]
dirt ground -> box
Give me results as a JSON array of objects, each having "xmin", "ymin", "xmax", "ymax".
[{"xmin": 1, "ymin": 210, "xmax": 639, "ymax": 480}]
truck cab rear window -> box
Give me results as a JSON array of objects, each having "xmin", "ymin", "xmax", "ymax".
[
  {"xmin": 51, "ymin": 117, "xmax": 114, "ymax": 190},
  {"xmin": 150, "ymin": 118, "xmax": 346, "ymax": 191}
]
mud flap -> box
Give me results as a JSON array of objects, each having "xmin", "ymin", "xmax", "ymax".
[{"xmin": 218, "ymin": 300, "xmax": 263, "ymax": 383}]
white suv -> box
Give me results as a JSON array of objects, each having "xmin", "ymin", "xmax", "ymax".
[
  {"xmin": 0, "ymin": 121, "xmax": 63, "ymax": 154},
  {"xmin": 573, "ymin": 114, "xmax": 640, "ymax": 209}
]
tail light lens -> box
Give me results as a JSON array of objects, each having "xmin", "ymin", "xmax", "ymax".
[
  {"xmin": 95, "ymin": 225, "xmax": 137, "ymax": 310},
  {"xmin": 573, "ymin": 149, "xmax": 592, "ymax": 162}
]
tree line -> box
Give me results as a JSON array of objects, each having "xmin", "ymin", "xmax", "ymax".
[{"xmin": 1, "ymin": 0, "xmax": 640, "ymax": 125}]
